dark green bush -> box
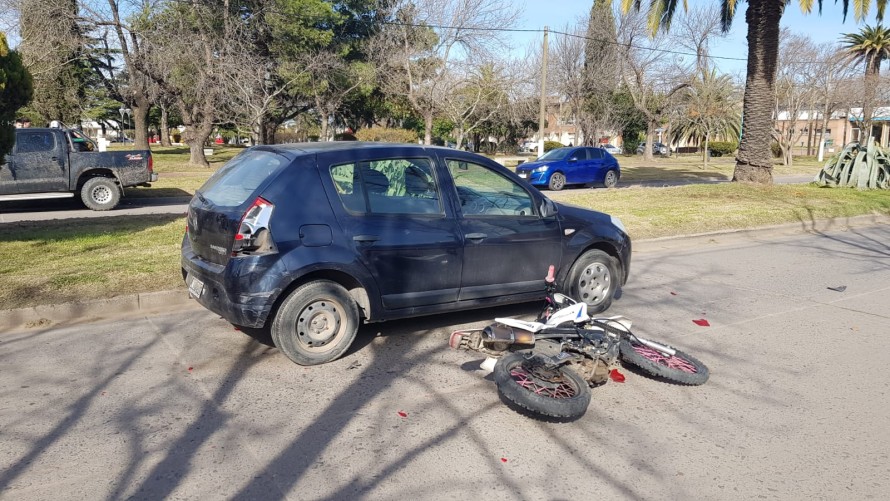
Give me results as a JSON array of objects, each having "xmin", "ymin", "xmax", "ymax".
[
  {"xmin": 770, "ymin": 142, "xmax": 782, "ymax": 158},
  {"xmin": 544, "ymin": 141, "xmax": 564, "ymax": 152},
  {"xmin": 708, "ymin": 141, "xmax": 738, "ymax": 157}
]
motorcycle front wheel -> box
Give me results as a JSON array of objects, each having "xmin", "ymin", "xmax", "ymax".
[
  {"xmin": 619, "ymin": 339, "xmax": 709, "ymax": 385},
  {"xmin": 493, "ymin": 352, "xmax": 591, "ymax": 419}
]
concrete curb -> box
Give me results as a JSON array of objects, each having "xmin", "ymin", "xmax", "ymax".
[
  {"xmin": 2, "ymin": 213, "xmax": 888, "ymax": 331},
  {"xmin": 0, "ymin": 290, "xmax": 201, "ymax": 333}
]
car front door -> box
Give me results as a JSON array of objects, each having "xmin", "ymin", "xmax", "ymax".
[
  {"xmin": 7, "ymin": 130, "xmax": 68, "ymax": 193},
  {"xmin": 564, "ymin": 148, "xmax": 589, "ymax": 184},
  {"xmin": 321, "ymin": 149, "xmax": 463, "ymax": 310},
  {"xmin": 444, "ymin": 157, "xmax": 562, "ymax": 300}
]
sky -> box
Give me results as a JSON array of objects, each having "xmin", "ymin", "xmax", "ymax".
[{"xmin": 510, "ymin": 0, "xmax": 890, "ymax": 74}]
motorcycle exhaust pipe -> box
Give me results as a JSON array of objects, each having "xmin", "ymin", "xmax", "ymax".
[
  {"xmin": 483, "ymin": 323, "xmax": 535, "ymax": 345},
  {"xmin": 636, "ymin": 337, "xmax": 677, "ymax": 357}
]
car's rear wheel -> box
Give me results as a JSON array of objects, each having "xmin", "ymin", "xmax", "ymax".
[
  {"xmin": 566, "ymin": 249, "xmax": 620, "ymax": 314},
  {"xmin": 271, "ymin": 280, "xmax": 359, "ymax": 366},
  {"xmin": 603, "ymin": 169, "xmax": 618, "ymax": 188},
  {"xmin": 548, "ymin": 172, "xmax": 566, "ymax": 191},
  {"xmin": 80, "ymin": 177, "xmax": 121, "ymax": 211}
]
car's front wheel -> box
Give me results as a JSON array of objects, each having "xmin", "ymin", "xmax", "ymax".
[
  {"xmin": 271, "ymin": 280, "xmax": 360, "ymax": 365},
  {"xmin": 566, "ymin": 250, "xmax": 620, "ymax": 314},
  {"xmin": 603, "ymin": 169, "xmax": 619, "ymax": 188},
  {"xmin": 548, "ymin": 172, "xmax": 566, "ymax": 191}
]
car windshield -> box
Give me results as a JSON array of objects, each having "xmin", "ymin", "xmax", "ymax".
[{"xmin": 537, "ymin": 148, "xmax": 571, "ymax": 161}]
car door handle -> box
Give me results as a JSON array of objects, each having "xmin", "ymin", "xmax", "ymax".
[
  {"xmin": 465, "ymin": 233, "xmax": 487, "ymax": 241},
  {"xmin": 353, "ymin": 235, "xmax": 379, "ymax": 243}
]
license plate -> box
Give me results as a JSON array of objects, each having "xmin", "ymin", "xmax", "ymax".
[
  {"xmin": 187, "ymin": 275, "xmax": 204, "ymax": 298},
  {"xmin": 518, "ymin": 173, "xmax": 528, "ymax": 179}
]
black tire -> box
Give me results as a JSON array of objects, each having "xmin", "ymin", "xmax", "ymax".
[
  {"xmin": 271, "ymin": 280, "xmax": 360, "ymax": 366},
  {"xmin": 603, "ymin": 169, "xmax": 619, "ymax": 188},
  {"xmin": 566, "ymin": 249, "xmax": 620, "ymax": 314},
  {"xmin": 619, "ymin": 338, "xmax": 709, "ymax": 385},
  {"xmin": 548, "ymin": 172, "xmax": 566, "ymax": 191},
  {"xmin": 493, "ymin": 352, "xmax": 591, "ymax": 419},
  {"xmin": 80, "ymin": 177, "xmax": 121, "ymax": 211}
]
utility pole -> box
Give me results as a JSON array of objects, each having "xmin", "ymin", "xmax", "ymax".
[{"xmin": 538, "ymin": 26, "xmax": 548, "ymax": 157}]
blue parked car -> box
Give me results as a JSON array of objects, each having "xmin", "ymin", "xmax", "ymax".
[
  {"xmin": 181, "ymin": 142, "xmax": 631, "ymax": 366},
  {"xmin": 515, "ymin": 146, "xmax": 620, "ymax": 191}
]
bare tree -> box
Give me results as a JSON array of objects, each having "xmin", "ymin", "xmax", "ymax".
[
  {"xmin": 439, "ymin": 62, "xmax": 512, "ymax": 148},
  {"xmin": 672, "ymin": 5, "xmax": 724, "ymax": 75},
  {"xmin": 808, "ymin": 44, "xmax": 856, "ymax": 161},
  {"xmin": 550, "ymin": 20, "xmax": 587, "ymax": 145},
  {"xmin": 773, "ymin": 31, "xmax": 819, "ymax": 167},
  {"xmin": 616, "ymin": 9, "xmax": 690, "ymax": 160},
  {"xmin": 371, "ymin": 0, "xmax": 519, "ymax": 145}
]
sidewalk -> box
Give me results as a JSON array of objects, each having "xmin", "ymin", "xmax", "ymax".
[{"xmin": 2, "ymin": 212, "xmax": 887, "ymax": 332}]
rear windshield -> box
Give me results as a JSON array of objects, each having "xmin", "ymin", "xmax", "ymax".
[{"xmin": 198, "ymin": 149, "xmax": 288, "ymax": 206}]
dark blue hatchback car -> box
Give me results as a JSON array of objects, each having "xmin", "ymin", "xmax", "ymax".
[
  {"xmin": 516, "ymin": 146, "xmax": 620, "ymax": 190},
  {"xmin": 181, "ymin": 143, "xmax": 631, "ymax": 365}
]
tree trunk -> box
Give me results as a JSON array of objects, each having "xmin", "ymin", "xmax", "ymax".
[
  {"xmin": 862, "ymin": 60, "xmax": 878, "ymax": 137},
  {"xmin": 320, "ymin": 111, "xmax": 330, "ymax": 142},
  {"xmin": 644, "ymin": 125, "xmax": 655, "ymax": 161},
  {"xmin": 159, "ymin": 104, "xmax": 171, "ymax": 147},
  {"xmin": 703, "ymin": 132, "xmax": 710, "ymax": 170},
  {"xmin": 424, "ymin": 113, "xmax": 433, "ymax": 145},
  {"xmin": 182, "ymin": 123, "xmax": 212, "ymax": 167},
  {"xmin": 131, "ymin": 97, "xmax": 150, "ymax": 151},
  {"xmin": 817, "ymin": 106, "xmax": 830, "ymax": 162},
  {"xmin": 733, "ymin": 0, "xmax": 785, "ymax": 184}
]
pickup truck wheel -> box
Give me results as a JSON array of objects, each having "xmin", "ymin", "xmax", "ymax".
[
  {"xmin": 271, "ymin": 280, "xmax": 360, "ymax": 366},
  {"xmin": 81, "ymin": 177, "xmax": 121, "ymax": 211}
]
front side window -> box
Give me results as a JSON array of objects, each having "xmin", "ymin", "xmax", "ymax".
[
  {"xmin": 447, "ymin": 159, "xmax": 535, "ymax": 217},
  {"xmin": 16, "ymin": 132, "xmax": 55, "ymax": 154},
  {"xmin": 330, "ymin": 158, "xmax": 441, "ymax": 215}
]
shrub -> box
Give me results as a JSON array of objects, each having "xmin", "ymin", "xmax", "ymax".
[
  {"xmin": 544, "ymin": 141, "xmax": 564, "ymax": 152},
  {"xmin": 334, "ymin": 131, "xmax": 357, "ymax": 141},
  {"xmin": 707, "ymin": 141, "xmax": 738, "ymax": 157},
  {"xmin": 770, "ymin": 142, "xmax": 782, "ymax": 158},
  {"xmin": 355, "ymin": 127, "xmax": 418, "ymax": 143},
  {"xmin": 622, "ymin": 136, "xmax": 641, "ymax": 155}
]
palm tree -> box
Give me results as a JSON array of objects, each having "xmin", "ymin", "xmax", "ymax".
[
  {"xmin": 841, "ymin": 24, "xmax": 890, "ymax": 140},
  {"xmin": 672, "ymin": 68, "xmax": 741, "ymax": 170},
  {"xmin": 621, "ymin": 0, "xmax": 888, "ymax": 184}
]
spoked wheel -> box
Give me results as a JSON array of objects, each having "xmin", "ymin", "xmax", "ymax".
[
  {"xmin": 493, "ymin": 352, "xmax": 591, "ymax": 419},
  {"xmin": 619, "ymin": 339, "xmax": 709, "ymax": 385}
]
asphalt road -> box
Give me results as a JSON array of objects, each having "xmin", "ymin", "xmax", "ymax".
[{"xmin": 2, "ymin": 224, "xmax": 889, "ymax": 500}]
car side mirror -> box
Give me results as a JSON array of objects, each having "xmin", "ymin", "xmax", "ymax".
[{"xmin": 540, "ymin": 198, "xmax": 558, "ymax": 218}]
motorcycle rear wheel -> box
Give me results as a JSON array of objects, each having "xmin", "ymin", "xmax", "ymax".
[
  {"xmin": 493, "ymin": 352, "xmax": 591, "ymax": 419},
  {"xmin": 619, "ymin": 339, "xmax": 709, "ymax": 385}
]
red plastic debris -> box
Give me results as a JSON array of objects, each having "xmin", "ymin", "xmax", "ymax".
[
  {"xmin": 233, "ymin": 327, "xmax": 241, "ymax": 331},
  {"xmin": 397, "ymin": 411, "xmax": 408, "ymax": 418},
  {"xmin": 670, "ymin": 291, "xmax": 678, "ymax": 296},
  {"xmin": 692, "ymin": 319, "xmax": 710, "ymax": 327},
  {"xmin": 188, "ymin": 366, "xmax": 194, "ymax": 371},
  {"xmin": 500, "ymin": 457, "xmax": 508, "ymax": 463},
  {"xmin": 609, "ymin": 369, "xmax": 626, "ymax": 383}
]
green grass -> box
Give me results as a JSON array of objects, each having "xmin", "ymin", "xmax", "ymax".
[
  {"xmin": 0, "ymin": 215, "xmax": 185, "ymax": 309},
  {"xmin": 2, "ymin": 182, "xmax": 888, "ymax": 310},
  {"xmin": 551, "ymin": 183, "xmax": 890, "ymax": 239}
]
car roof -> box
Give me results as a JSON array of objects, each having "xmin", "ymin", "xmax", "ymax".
[{"xmin": 266, "ymin": 141, "xmax": 456, "ymax": 155}]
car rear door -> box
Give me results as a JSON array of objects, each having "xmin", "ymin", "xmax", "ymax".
[
  {"xmin": 320, "ymin": 148, "xmax": 463, "ymax": 310},
  {"xmin": 585, "ymin": 147, "xmax": 607, "ymax": 184},
  {"xmin": 443, "ymin": 156, "xmax": 562, "ymax": 300}
]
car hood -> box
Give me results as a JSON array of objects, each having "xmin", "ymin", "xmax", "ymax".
[{"xmin": 518, "ymin": 160, "xmax": 555, "ymax": 170}]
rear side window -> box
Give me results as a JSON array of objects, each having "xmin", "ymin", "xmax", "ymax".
[
  {"xmin": 16, "ymin": 132, "xmax": 56, "ymax": 153},
  {"xmin": 588, "ymin": 148, "xmax": 603, "ymax": 159},
  {"xmin": 329, "ymin": 158, "xmax": 441, "ymax": 215},
  {"xmin": 199, "ymin": 150, "xmax": 288, "ymax": 206}
]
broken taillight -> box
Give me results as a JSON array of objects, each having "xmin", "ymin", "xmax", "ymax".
[{"xmin": 232, "ymin": 197, "xmax": 276, "ymax": 256}]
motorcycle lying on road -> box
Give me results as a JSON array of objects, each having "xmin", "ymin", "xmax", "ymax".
[{"xmin": 449, "ymin": 266, "xmax": 709, "ymax": 420}]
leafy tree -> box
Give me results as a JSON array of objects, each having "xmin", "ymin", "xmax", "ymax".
[
  {"xmin": 1, "ymin": 32, "xmax": 34, "ymax": 165},
  {"xmin": 583, "ymin": 0, "xmax": 620, "ymax": 145},
  {"xmin": 842, "ymin": 24, "xmax": 890, "ymax": 137},
  {"xmin": 673, "ymin": 68, "xmax": 741, "ymax": 169},
  {"xmin": 18, "ymin": 0, "xmax": 89, "ymax": 125},
  {"xmin": 622, "ymin": 0, "xmax": 889, "ymax": 184}
]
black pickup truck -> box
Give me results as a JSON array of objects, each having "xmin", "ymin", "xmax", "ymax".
[{"xmin": 0, "ymin": 128, "xmax": 157, "ymax": 210}]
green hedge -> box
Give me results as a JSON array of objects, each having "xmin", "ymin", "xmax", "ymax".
[
  {"xmin": 355, "ymin": 127, "xmax": 418, "ymax": 143},
  {"xmin": 708, "ymin": 141, "xmax": 737, "ymax": 157},
  {"xmin": 544, "ymin": 141, "xmax": 564, "ymax": 152}
]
